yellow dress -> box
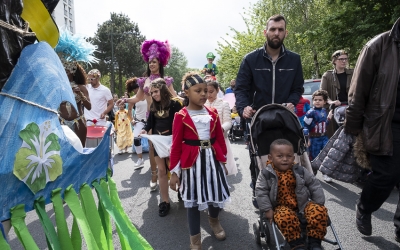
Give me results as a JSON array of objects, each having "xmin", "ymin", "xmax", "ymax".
[{"xmin": 115, "ymin": 110, "xmax": 133, "ymax": 150}]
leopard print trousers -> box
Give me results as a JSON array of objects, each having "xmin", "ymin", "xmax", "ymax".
[{"xmin": 273, "ymin": 202, "xmax": 328, "ymax": 242}]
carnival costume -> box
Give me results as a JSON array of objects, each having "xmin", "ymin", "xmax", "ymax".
[
  {"xmin": 170, "ymin": 75, "xmax": 231, "ymax": 211},
  {"xmin": 115, "ymin": 109, "xmax": 133, "ymax": 151},
  {"xmin": 55, "ymin": 31, "xmax": 97, "ymax": 131},
  {"xmin": 137, "ymin": 40, "xmax": 173, "ymax": 98}
]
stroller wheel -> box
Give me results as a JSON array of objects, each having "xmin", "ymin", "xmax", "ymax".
[
  {"xmin": 253, "ymin": 222, "xmax": 261, "ymax": 244},
  {"xmin": 262, "ymin": 220, "xmax": 271, "ymax": 244}
]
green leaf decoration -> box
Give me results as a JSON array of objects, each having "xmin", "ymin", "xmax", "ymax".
[{"xmin": 13, "ymin": 121, "xmax": 63, "ymax": 194}]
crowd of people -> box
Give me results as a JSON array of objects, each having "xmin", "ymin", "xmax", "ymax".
[{"xmin": 56, "ymin": 12, "xmax": 400, "ymax": 250}]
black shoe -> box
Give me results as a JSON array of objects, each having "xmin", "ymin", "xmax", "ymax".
[
  {"xmin": 356, "ymin": 204, "xmax": 372, "ymax": 236},
  {"xmin": 159, "ymin": 202, "xmax": 170, "ymax": 217},
  {"xmin": 289, "ymin": 238, "xmax": 306, "ymax": 250},
  {"xmin": 395, "ymin": 230, "xmax": 400, "ymax": 243},
  {"xmin": 252, "ymin": 196, "xmax": 259, "ymax": 209},
  {"xmin": 308, "ymin": 237, "xmax": 322, "ymax": 250}
]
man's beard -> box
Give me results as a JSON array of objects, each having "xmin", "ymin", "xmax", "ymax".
[{"xmin": 267, "ymin": 36, "xmax": 284, "ymax": 49}]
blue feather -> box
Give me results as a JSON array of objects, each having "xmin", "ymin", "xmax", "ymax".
[{"xmin": 55, "ymin": 30, "xmax": 98, "ymax": 64}]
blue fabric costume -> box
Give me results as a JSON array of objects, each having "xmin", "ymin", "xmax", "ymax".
[{"xmin": 304, "ymin": 107, "xmax": 330, "ymax": 160}]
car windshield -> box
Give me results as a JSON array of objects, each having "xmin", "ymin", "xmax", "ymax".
[{"xmin": 304, "ymin": 81, "xmax": 320, "ymax": 95}]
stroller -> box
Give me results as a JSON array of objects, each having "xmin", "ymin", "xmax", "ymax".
[
  {"xmin": 229, "ymin": 116, "xmax": 245, "ymax": 141},
  {"xmin": 249, "ymin": 104, "xmax": 343, "ymax": 249}
]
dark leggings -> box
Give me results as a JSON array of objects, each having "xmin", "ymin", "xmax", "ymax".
[{"xmin": 187, "ymin": 205, "xmax": 220, "ymax": 236}]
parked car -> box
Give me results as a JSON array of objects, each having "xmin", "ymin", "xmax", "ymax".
[{"xmin": 303, "ymin": 79, "xmax": 321, "ymax": 107}]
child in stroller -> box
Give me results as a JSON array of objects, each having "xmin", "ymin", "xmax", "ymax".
[
  {"xmin": 229, "ymin": 106, "xmax": 244, "ymax": 141},
  {"xmin": 255, "ymin": 139, "xmax": 327, "ymax": 250}
]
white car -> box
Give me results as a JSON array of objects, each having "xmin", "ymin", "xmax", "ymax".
[{"xmin": 303, "ymin": 79, "xmax": 321, "ymax": 107}]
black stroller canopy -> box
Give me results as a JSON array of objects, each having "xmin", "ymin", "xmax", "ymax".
[{"xmin": 250, "ymin": 104, "xmax": 305, "ymax": 156}]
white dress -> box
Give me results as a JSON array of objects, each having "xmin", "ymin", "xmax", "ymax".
[
  {"xmin": 171, "ymin": 108, "xmax": 231, "ymax": 211},
  {"xmin": 205, "ymin": 98, "xmax": 238, "ymax": 175}
]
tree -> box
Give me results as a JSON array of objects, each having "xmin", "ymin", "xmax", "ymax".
[
  {"xmin": 217, "ymin": 0, "xmax": 400, "ymax": 81},
  {"xmin": 164, "ymin": 46, "xmax": 188, "ymax": 93},
  {"xmin": 89, "ymin": 13, "xmax": 145, "ymax": 95}
]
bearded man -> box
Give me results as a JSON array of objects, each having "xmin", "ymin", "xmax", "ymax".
[{"xmin": 235, "ymin": 14, "xmax": 304, "ymax": 208}]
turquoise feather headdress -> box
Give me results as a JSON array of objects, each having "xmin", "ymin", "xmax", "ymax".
[{"xmin": 55, "ymin": 31, "xmax": 98, "ymax": 74}]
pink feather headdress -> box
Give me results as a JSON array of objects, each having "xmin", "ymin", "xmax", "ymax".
[{"xmin": 140, "ymin": 39, "xmax": 172, "ymax": 67}]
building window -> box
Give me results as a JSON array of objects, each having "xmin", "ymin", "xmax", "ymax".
[
  {"xmin": 64, "ymin": 18, "xmax": 67, "ymax": 26},
  {"xmin": 69, "ymin": 13, "xmax": 72, "ymax": 19},
  {"xmin": 68, "ymin": 0, "xmax": 72, "ymax": 6},
  {"xmin": 64, "ymin": 4, "xmax": 67, "ymax": 10},
  {"xmin": 70, "ymin": 26, "xmax": 73, "ymax": 32}
]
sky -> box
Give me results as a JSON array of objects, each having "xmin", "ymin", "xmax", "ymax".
[{"xmin": 74, "ymin": 0, "xmax": 259, "ymax": 68}]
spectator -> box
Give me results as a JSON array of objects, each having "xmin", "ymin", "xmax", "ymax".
[
  {"xmin": 225, "ymin": 79, "xmax": 236, "ymax": 94},
  {"xmin": 344, "ymin": 17, "xmax": 400, "ymax": 239},
  {"xmin": 84, "ymin": 69, "xmax": 114, "ymax": 126},
  {"xmin": 321, "ymin": 50, "xmax": 353, "ymax": 137}
]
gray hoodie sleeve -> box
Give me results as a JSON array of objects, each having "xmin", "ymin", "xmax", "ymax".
[{"xmin": 255, "ymin": 171, "xmax": 273, "ymax": 213}]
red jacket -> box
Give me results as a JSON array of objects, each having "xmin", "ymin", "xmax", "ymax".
[{"xmin": 170, "ymin": 106, "xmax": 227, "ymax": 170}]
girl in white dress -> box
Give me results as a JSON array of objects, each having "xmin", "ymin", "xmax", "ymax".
[{"xmin": 205, "ymin": 81, "xmax": 238, "ymax": 175}]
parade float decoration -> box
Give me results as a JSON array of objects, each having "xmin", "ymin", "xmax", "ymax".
[{"xmin": 0, "ymin": 0, "xmax": 152, "ymax": 249}]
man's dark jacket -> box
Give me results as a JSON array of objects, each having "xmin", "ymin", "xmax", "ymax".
[
  {"xmin": 235, "ymin": 43, "xmax": 304, "ymax": 116},
  {"xmin": 345, "ymin": 17, "xmax": 400, "ymax": 155}
]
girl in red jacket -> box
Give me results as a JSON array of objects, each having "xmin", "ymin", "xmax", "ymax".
[{"xmin": 169, "ymin": 72, "xmax": 231, "ymax": 249}]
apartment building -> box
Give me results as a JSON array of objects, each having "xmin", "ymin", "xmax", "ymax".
[{"xmin": 51, "ymin": 0, "xmax": 76, "ymax": 33}]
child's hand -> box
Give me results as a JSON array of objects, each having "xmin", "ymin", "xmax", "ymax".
[
  {"xmin": 223, "ymin": 164, "xmax": 228, "ymax": 175},
  {"xmin": 265, "ymin": 210, "xmax": 274, "ymax": 224},
  {"xmin": 169, "ymin": 173, "xmax": 180, "ymax": 192},
  {"xmin": 328, "ymin": 110, "xmax": 333, "ymax": 120}
]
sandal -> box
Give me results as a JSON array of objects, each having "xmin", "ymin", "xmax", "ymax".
[{"xmin": 158, "ymin": 201, "xmax": 170, "ymax": 217}]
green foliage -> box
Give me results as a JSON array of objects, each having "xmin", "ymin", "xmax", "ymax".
[
  {"xmin": 217, "ymin": 0, "xmax": 400, "ymax": 80},
  {"xmin": 89, "ymin": 13, "xmax": 146, "ymax": 95},
  {"xmin": 164, "ymin": 46, "xmax": 188, "ymax": 93}
]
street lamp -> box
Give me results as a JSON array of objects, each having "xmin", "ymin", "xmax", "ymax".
[{"xmin": 110, "ymin": 25, "xmax": 133, "ymax": 95}]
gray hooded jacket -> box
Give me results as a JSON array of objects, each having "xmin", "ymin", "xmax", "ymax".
[{"xmin": 255, "ymin": 164, "xmax": 325, "ymax": 213}]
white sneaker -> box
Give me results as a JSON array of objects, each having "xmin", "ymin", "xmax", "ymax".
[
  {"xmin": 323, "ymin": 174, "xmax": 333, "ymax": 183},
  {"xmin": 134, "ymin": 158, "xmax": 145, "ymax": 168},
  {"xmin": 150, "ymin": 181, "xmax": 158, "ymax": 192}
]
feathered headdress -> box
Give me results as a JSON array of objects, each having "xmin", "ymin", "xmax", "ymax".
[
  {"xmin": 55, "ymin": 31, "xmax": 98, "ymax": 74},
  {"xmin": 140, "ymin": 39, "xmax": 171, "ymax": 67}
]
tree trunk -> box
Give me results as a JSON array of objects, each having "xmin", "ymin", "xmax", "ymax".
[
  {"xmin": 118, "ymin": 67, "xmax": 123, "ymax": 96},
  {"xmin": 312, "ymin": 47, "xmax": 321, "ymax": 78}
]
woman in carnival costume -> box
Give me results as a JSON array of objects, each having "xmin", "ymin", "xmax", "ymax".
[
  {"xmin": 117, "ymin": 39, "xmax": 179, "ymax": 191},
  {"xmin": 140, "ymin": 78, "xmax": 183, "ymax": 217},
  {"xmin": 169, "ymin": 72, "xmax": 230, "ymax": 249},
  {"xmin": 55, "ymin": 31, "xmax": 97, "ymax": 147}
]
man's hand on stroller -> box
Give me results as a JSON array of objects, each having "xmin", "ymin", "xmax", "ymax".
[
  {"xmin": 264, "ymin": 210, "xmax": 274, "ymax": 224},
  {"xmin": 243, "ymin": 106, "xmax": 256, "ymax": 119},
  {"xmin": 282, "ymin": 103, "xmax": 294, "ymax": 111}
]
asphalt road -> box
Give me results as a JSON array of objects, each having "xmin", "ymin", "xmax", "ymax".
[{"xmin": 7, "ymin": 139, "xmax": 400, "ymax": 250}]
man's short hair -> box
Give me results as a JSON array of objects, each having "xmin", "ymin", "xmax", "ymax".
[
  {"xmin": 270, "ymin": 139, "xmax": 293, "ymax": 152},
  {"xmin": 88, "ymin": 69, "xmax": 101, "ymax": 78},
  {"xmin": 266, "ymin": 14, "xmax": 286, "ymax": 29},
  {"xmin": 312, "ymin": 89, "xmax": 329, "ymax": 101}
]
